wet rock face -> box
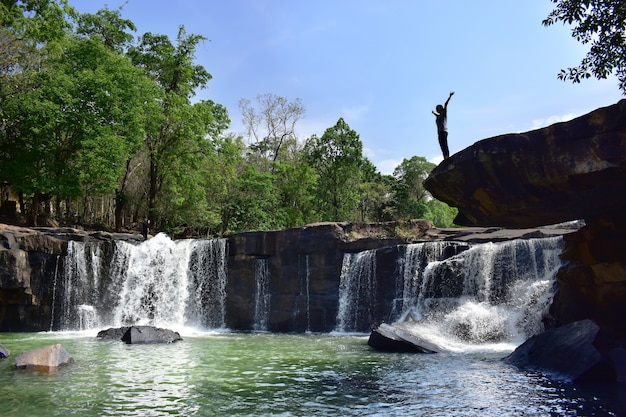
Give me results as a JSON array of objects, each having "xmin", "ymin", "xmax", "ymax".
[
  {"xmin": 424, "ymin": 99, "xmax": 626, "ymax": 229},
  {"xmin": 550, "ymin": 217, "xmax": 626, "ymax": 342}
]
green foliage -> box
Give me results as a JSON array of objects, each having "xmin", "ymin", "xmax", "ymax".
[
  {"xmin": 127, "ymin": 26, "xmax": 224, "ymax": 230},
  {"xmin": 1, "ymin": 36, "xmax": 149, "ymax": 201},
  {"xmin": 391, "ymin": 156, "xmax": 436, "ymax": 220},
  {"xmin": 76, "ymin": 7, "xmax": 136, "ymax": 52},
  {"xmin": 272, "ymin": 160, "xmax": 318, "ymax": 228},
  {"xmin": 224, "ymin": 165, "xmax": 280, "ymax": 233},
  {"xmin": 422, "ymin": 199, "xmax": 459, "ymax": 228},
  {"xmin": 543, "ymin": 0, "xmax": 626, "ymax": 93},
  {"xmin": 1, "ymin": 0, "xmax": 75, "ymax": 42},
  {"xmin": 304, "ymin": 118, "xmax": 363, "ymax": 221},
  {"xmin": 355, "ymin": 158, "xmax": 393, "ymax": 222},
  {"xmin": 0, "ymin": 3, "xmax": 462, "ymax": 234}
]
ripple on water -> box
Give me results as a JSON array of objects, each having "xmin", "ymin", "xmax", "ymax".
[{"xmin": 0, "ymin": 333, "xmax": 624, "ymax": 416}]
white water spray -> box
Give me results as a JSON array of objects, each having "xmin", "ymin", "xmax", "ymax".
[
  {"xmin": 253, "ymin": 258, "xmax": 270, "ymax": 331},
  {"xmin": 337, "ymin": 237, "xmax": 563, "ymax": 349},
  {"xmin": 59, "ymin": 233, "xmax": 228, "ymax": 331},
  {"xmin": 335, "ymin": 250, "xmax": 377, "ymax": 332}
]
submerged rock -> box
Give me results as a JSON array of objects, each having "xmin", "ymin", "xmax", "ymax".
[
  {"xmin": 15, "ymin": 343, "xmax": 74, "ymax": 372},
  {"xmin": 98, "ymin": 325, "xmax": 182, "ymax": 344},
  {"xmin": 0, "ymin": 344, "xmax": 9, "ymax": 359},
  {"xmin": 368, "ymin": 323, "xmax": 439, "ymax": 353},
  {"xmin": 504, "ymin": 319, "xmax": 616, "ymax": 382}
]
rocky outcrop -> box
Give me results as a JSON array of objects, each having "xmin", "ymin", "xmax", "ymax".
[
  {"xmin": 226, "ymin": 221, "xmax": 436, "ymax": 332},
  {"xmin": 550, "ymin": 217, "xmax": 626, "ymax": 349},
  {"xmin": 15, "ymin": 343, "xmax": 74, "ymax": 372},
  {"xmin": 0, "ymin": 225, "xmax": 143, "ymax": 331},
  {"xmin": 503, "ymin": 320, "xmax": 617, "ymax": 382},
  {"xmin": 0, "ymin": 221, "xmax": 577, "ymax": 332},
  {"xmin": 225, "ymin": 221, "xmax": 573, "ymax": 332},
  {"xmin": 368, "ymin": 322, "xmax": 439, "ymax": 353},
  {"xmin": 425, "ymin": 99, "xmax": 626, "ymax": 382},
  {"xmin": 425, "ymin": 99, "xmax": 626, "ymax": 228}
]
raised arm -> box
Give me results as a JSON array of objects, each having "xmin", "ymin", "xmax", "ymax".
[{"xmin": 444, "ymin": 91, "xmax": 455, "ymax": 108}]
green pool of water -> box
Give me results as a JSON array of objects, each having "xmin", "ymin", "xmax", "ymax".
[{"xmin": 0, "ymin": 331, "xmax": 623, "ymax": 416}]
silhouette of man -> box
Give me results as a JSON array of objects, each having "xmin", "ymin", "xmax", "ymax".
[
  {"xmin": 432, "ymin": 91, "xmax": 455, "ymax": 159},
  {"xmin": 142, "ymin": 217, "xmax": 150, "ymax": 240}
]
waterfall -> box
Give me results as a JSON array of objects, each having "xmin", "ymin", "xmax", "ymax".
[
  {"xmin": 335, "ymin": 250, "xmax": 377, "ymax": 332},
  {"xmin": 392, "ymin": 241, "xmax": 465, "ymax": 319},
  {"xmin": 402, "ymin": 237, "xmax": 562, "ymax": 348},
  {"xmin": 186, "ymin": 239, "xmax": 228, "ymax": 329},
  {"xmin": 58, "ymin": 233, "xmax": 228, "ymax": 331},
  {"xmin": 60, "ymin": 241, "xmax": 103, "ymax": 330},
  {"xmin": 336, "ymin": 237, "xmax": 563, "ymax": 347},
  {"xmin": 253, "ymin": 258, "xmax": 270, "ymax": 331},
  {"xmin": 49, "ymin": 255, "xmax": 60, "ymax": 331}
]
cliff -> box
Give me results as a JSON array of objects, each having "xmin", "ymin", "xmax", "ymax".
[
  {"xmin": 0, "ymin": 221, "xmax": 574, "ymax": 332},
  {"xmin": 424, "ymin": 99, "xmax": 626, "ymax": 229},
  {"xmin": 425, "ymin": 99, "xmax": 626, "ymax": 381}
]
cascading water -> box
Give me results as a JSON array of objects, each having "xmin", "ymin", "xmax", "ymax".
[
  {"xmin": 335, "ymin": 250, "xmax": 377, "ymax": 332},
  {"xmin": 57, "ymin": 233, "xmax": 227, "ymax": 331},
  {"xmin": 410, "ymin": 237, "xmax": 562, "ymax": 348},
  {"xmin": 59, "ymin": 240, "xmax": 104, "ymax": 330},
  {"xmin": 392, "ymin": 241, "xmax": 465, "ymax": 319},
  {"xmin": 253, "ymin": 258, "xmax": 270, "ymax": 331},
  {"xmin": 336, "ymin": 237, "xmax": 563, "ymax": 349}
]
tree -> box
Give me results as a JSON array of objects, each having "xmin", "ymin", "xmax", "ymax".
[
  {"xmin": 223, "ymin": 165, "xmax": 280, "ymax": 232},
  {"xmin": 0, "ymin": 34, "xmax": 150, "ymax": 225},
  {"xmin": 303, "ymin": 118, "xmax": 363, "ymax": 221},
  {"xmin": 76, "ymin": 7, "xmax": 136, "ymax": 53},
  {"xmin": 239, "ymin": 93, "xmax": 305, "ymax": 168},
  {"xmin": 272, "ymin": 160, "xmax": 318, "ymax": 227},
  {"xmin": 543, "ymin": 0, "xmax": 626, "ymax": 93},
  {"xmin": 355, "ymin": 158, "xmax": 393, "ymax": 222},
  {"xmin": 422, "ymin": 199, "xmax": 458, "ymax": 228},
  {"xmin": 392, "ymin": 156, "xmax": 436, "ymax": 220},
  {"xmin": 127, "ymin": 26, "xmax": 226, "ymax": 230}
]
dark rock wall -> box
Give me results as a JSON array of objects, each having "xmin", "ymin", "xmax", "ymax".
[
  {"xmin": 550, "ymin": 216, "xmax": 626, "ymax": 350},
  {"xmin": 0, "ymin": 221, "xmax": 571, "ymax": 332}
]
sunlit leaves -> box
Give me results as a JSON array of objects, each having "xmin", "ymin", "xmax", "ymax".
[{"xmin": 543, "ymin": 0, "xmax": 626, "ymax": 93}]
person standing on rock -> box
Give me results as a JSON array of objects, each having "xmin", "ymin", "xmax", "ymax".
[{"xmin": 432, "ymin": 91, "xmax": 454, "ymax": 159}]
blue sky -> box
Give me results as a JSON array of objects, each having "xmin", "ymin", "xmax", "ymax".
[{"xmin": 72, "ymin": 0, "xmax": 623, "ymax": 174}]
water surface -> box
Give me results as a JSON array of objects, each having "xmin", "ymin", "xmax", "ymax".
[{"xmin": 1, "ymin": 332, "xmax": 624, "ymax": 416}]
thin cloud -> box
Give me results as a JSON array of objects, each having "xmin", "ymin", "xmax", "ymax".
[{"xmin": 531, "ymin": 113, "xmax": 576, "ymax": 130}]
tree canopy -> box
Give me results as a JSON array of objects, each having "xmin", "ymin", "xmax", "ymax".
[
  {"xmin": 0, "ymin": 1, "xmax": 457, "ymax": 235},
  {"xmin": 543, "ymin": 0, "xmax": 626, "ymax": 93}
]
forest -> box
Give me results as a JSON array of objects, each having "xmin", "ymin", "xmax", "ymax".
[{"xmin": 0, "ymin": 0, "xmax": 458, "ymax": 237}]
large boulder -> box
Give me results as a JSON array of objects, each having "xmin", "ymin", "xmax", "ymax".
[
  {"xmin": 424, "ymin": 99, "xmax": 626, "ymax": 229},
  {"xmin": 97, "ymin": 326, "xmax": 130, "ymax": 341},
  {"xmin": 368, "ymin": 322, "xmax": 439, "ymax": 353},
  {"xmin": 97, "ymin": 326, "xmax": 182, "ymax": 344},
  {"xmin": 15, "ymin": 343, "xmax": 74, "ymax": 372},
  {"xmin": 504, "ymin": 320, "xmax": 616, "ymax": 382},
  {"xmin": 120, "ymin": 326, "xmax": 182, "ymax": 344}
]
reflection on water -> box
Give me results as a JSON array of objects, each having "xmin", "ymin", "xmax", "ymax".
[{"xmin": 0, "ymin": 332, "xmax": 624, "ymax": 416}]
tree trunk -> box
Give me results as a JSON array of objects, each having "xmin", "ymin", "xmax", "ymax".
[
  {"xmin": 30, "ymin": 192, "xmax": 41, "ymax": 227},
  {"xmin": 148, "ymin": 155, "xmax": 158, "ymax": 229}
]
